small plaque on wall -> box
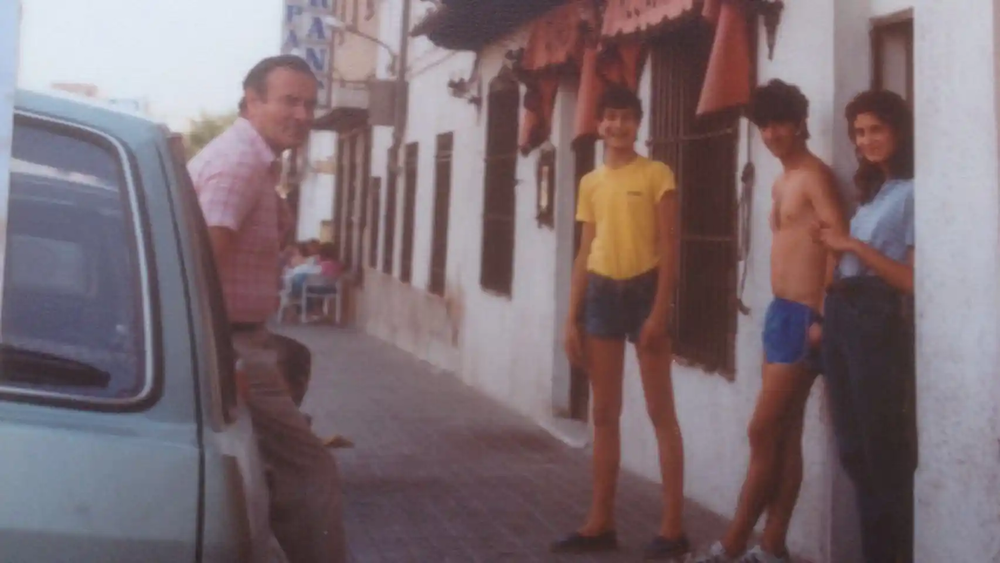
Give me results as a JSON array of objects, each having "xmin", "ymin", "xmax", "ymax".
[{"xmin": 536, "ymin": 144, "xmax": 556, "ymax": 228}]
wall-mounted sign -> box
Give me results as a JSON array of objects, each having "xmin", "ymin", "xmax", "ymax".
[{"xmin": 282, "ymin": 0, "xmax": 334, "ymax": 108}]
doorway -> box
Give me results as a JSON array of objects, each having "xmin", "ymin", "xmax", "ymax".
[{"xmin": 568, "ymin": 138, "xmax": 596, "ymax": 421}]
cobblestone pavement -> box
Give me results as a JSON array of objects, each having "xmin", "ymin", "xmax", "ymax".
[{"xmin": 280, "ymin": 326, "xmax": 734, "ymax": 563}]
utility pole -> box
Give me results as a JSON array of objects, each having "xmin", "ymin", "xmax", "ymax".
[{"xmin": 389, "ymin": 0, "xmax": 411, "ymax": 175}]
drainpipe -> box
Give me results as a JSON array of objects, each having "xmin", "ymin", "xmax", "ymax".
[{"xmin": 388, "ymin": 0, "xmax": 411, "ymax": 175}]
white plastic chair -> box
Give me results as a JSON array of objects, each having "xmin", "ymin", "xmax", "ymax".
[
  {"xmin": 299, "ymin": 273, "xmax": 341, "ymax": 324},
  {"xmin": 275, "ymin": 273, "xmax": 296, "ymax": 325}
]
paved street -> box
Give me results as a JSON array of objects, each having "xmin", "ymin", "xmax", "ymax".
[{"xmin": 280, "ymin": 326, "xmax": 732, "ymax": 563}]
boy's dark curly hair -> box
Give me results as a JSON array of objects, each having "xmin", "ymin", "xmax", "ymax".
[{"xmin": 748, "ymin": 79, "xmax": 810, "ymax": 140}]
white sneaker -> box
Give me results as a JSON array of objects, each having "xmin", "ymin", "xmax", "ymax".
[
  {"xmin": 693, "ymin": 541, "xmax": 739, "ymax": 563},
  {"xmin": 737, "ymin": 546, "xmax": 790, "ymax": 563}
]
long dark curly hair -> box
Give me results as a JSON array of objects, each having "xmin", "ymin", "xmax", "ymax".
[{"xmin": 845, "ymin": 90, "xmax": 914, "ymax": 204}]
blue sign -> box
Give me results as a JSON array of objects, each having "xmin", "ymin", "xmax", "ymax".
[{"xmin": 281, "ymin": 0, "xmax": 334, "ymax": 108}]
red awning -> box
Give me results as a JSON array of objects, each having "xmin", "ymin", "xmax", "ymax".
[
  {"xmin": 573, "ymin": 41, "xmax": 646, "ymax": 141},
  {"xmin": 697, "ymin": 0, "xmax": 752, "ymax": 115},
  {"xmin": 517, "ymin": 0, "xmax": 598, "ymax": 154},
  {"xmin": 519, "ymin": 0, "xmax": 595, "ymax": 72},
  {"xmin": 517, "ymin": 0, "xmax": 752, "ymax": 152},
  {"xmin": 595, "ymin": 0, "xmax": 752, "ymax": 117},
  {"xmin": 601, "ymin": 0, "xmax": 697, "ymax": 39}
]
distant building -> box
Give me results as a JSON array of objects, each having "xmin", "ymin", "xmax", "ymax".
[
  {"xmin": 106, "ymin": 97, "xmax": 151, "ymax": 116},
  {"xmin": 49, "ymin": 83, "xmax": 150, "ymax": 117},
  {"xmin": 50, "ymin": 82, "xmax": 100, "ymax": 98}
]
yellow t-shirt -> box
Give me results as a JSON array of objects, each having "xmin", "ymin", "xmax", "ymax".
[{"xmin": 576, "ymin": 156, "xmax": 676, "ymax": 280}]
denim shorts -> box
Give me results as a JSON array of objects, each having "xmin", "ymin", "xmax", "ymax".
[{"xmin": 584, "ymin": 269, "xmax": 659, "ymax": 343}]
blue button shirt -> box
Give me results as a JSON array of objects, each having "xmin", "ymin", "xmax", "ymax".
[{"xmin": 837, "ymin": 178, "xmax": 915, "ymax": 278}]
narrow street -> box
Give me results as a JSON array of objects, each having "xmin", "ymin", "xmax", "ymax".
[{"xmin": 280, "ymin": 326, "xmax": 732, "ymax": 563}]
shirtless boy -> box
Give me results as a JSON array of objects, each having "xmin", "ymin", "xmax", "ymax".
[{"xmin": 695, "ymin": 80, "xmax": 847, "ymax": 563}]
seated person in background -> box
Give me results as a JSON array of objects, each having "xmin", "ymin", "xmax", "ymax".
[
  {"xmin": 290, "ymin": 242, "xmax": 309, "ymax": 268},
  {"xmin": 305, "ymin": 238, "xmax": 322, "ymax": 259},
  {"xmin": 286, "ymin": 243, "xmax": 323, "ymax": 295},
  {"xmin": 287, "ymin": 242, "xmax": 341, "ymax": 320},
  {"xmin": 278, "ymin": 242, "xmax": 305, "ymax": 276},
  {"xmin": 316, "ymin": 242, "xmax": 343, "ymax": 281}
]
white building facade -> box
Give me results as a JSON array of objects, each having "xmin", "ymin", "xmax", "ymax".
[{"xmin": 346, "ymin": 1, "xmax": 1000, "ymax": 561}]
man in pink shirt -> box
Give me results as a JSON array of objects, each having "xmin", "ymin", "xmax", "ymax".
[{"xmin": 188, "ymin": 55, "xmax": 345, "ymax": 563}]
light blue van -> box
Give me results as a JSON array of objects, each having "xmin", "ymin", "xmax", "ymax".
[{"xmin": 0, "ymin": 89, "xmax": 281, "ymax": 562}]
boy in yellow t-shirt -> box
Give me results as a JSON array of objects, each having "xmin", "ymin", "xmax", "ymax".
[{"xmin": 552, "ymin": 86, "xmax": 688, "ymax": 560}]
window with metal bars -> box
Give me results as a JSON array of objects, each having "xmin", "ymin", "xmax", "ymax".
[
  {"xmin": 333, "ymin": 136, "xmax": 347, "ymax": 251},
  {"xmin": 649, "ymin": 23, "xmax": 739, "ymax": 377},
  {"xmin": 369, "ymin": 176, "xmax": 381, "ymax": 269},
  {"xmin": 357, "ymin": 129, "xmax": 372, "ymax": 284},
  {"xmin": 382, "ymin": 147, "xmax": 397, "ymax": 275},
  {"xmin": 480, "ymin": 71, "xmax": 519, "ymax": 296},
  {"xmin": 399, "ymin": 142, "xmax": 419, "ymax": 284},
  {"xmin": 343, "ymin": 133, "xmax": 358, "ymax": 268},
  {"xmin": 429, "ymin": 132, "xmax": 453, "ymax": 296}
]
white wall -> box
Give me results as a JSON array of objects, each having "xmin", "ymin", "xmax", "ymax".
[
  {"xmin": 361, "ymin": 5, "xmax": 839, "ymax": 558},
  {"xmin": 354, "ymin": 1, "xmax": 987, "ymax": 561},
  {"xmin": 296, "ymin": 130, "xmax": 336, "ymax": 241},
  {"xmin": 599, "ymin": 1, "xmax": 846, "ymax": 560},
  {"xmin": 912, "ymin": 0, "xmax": 1000, "ymax": 560},
  {"xmin": 871, "ymin": 0, "xmax": 910, "ymax": 17},
  {"xmin": 358, "ymin": 0, "xmax": 479, "ymax": 370}
]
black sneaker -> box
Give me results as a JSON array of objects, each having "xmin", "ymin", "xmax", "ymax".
[
  {"xmin": 550, "ymin": 530, "xmax": 618, "ymax": 553},
  {"xmin": 644, "ymin": 534, "xmax": 691, "ymax": 560}
]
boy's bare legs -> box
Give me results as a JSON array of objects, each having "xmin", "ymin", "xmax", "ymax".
[
  {"xmin": 579, "ymin": 336, "xmax": 626, "ymax": 535},
  {"xmin": 720, "ymin": 362, "xmax": 812, "ymax": 555},
  {"xmin": 636, "ymin": 336, "xmax": 685, "ymax": 540},
  {"xmin": 760, "ymin": 386, "xmax": 809, "ymax": 555}
]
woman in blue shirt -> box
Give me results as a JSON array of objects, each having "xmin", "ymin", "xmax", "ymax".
[{"xmin": 815, "ymin": 89, "xmax": 916, "ymax": 563}]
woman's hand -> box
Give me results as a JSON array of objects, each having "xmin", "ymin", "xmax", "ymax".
[{"xmin": 813, "ymin": 221, "xmax": 856, "ymax": 253}]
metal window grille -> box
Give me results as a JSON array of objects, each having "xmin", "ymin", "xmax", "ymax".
[
  {"xmin": 649, "ymin": 23, "xmax": 739, "ymax": 376},
  {"xmin": 429, "ymin": 132, "xmax": 454, "ymax": 296},
  {"xmin": 399, "ymin": 142, "xmax": 418, "ymax": 284},
  {"xmin": 480, "ymin": 73, "xmax": 519, "ymax": 296},
  {"xmin": 382, "ymin": 147, "xmax": 398, "ymax": 275}
]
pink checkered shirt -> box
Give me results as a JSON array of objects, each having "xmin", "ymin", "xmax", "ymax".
[{"xmin": 188, "ymin": 118, "xmax": 291, "ymax": 323}]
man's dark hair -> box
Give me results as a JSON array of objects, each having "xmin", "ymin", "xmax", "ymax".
[
  {"xmin": 748, "ymin": 79, "xmax": 810, "ymax": 139},
  {"xmin": 242, "ymin": 55, "xmax": 317, "ymax": 102},
  {"xmin": 845, "ymin": 89, "xmax": 914, "ymax": 204},
  {"xmin": 597, "ymin": 85, "xmax": 644, "ymax": 122}
]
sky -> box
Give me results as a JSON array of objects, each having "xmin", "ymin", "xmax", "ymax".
[{"xmin": 18, "ymin": 0, "xmax": 283, "ymax": 131}]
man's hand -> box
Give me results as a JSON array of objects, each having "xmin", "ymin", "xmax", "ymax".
[
  {"xmin": 807, "ymin": 321, "xmax": 823, "ymax": 348},
  {"xmin": 639, "ymin": 316, "xmax": 668, "ymax": 351},
  {"xmin": 564, "ymin": 321, "xmax": 586, "ymax": 368}
]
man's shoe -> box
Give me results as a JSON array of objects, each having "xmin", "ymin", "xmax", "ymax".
[
  {"xmin": 549, "ymin": 530, "xmax": 618, "ymax": 553},
  {"xmin": 644, "ymin": 534, "xmax": 691, "ymax": 560},
  {"xmin": 693, "ymin": 541, "xmax": 740, "ymax": 563}
]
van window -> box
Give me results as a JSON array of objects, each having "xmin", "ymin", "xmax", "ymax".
[{"xmin": 1, "ymin": 116, "xmax": 149, "ymax": 405}]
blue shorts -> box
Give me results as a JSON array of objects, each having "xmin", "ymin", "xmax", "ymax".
[
  {"xmin": 763, "ymin": 298, "xmax": 822, "ymax": 369},
  {"xmin": 584, "ymin": 269, "xmax": 660, "ymax": 343}
]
